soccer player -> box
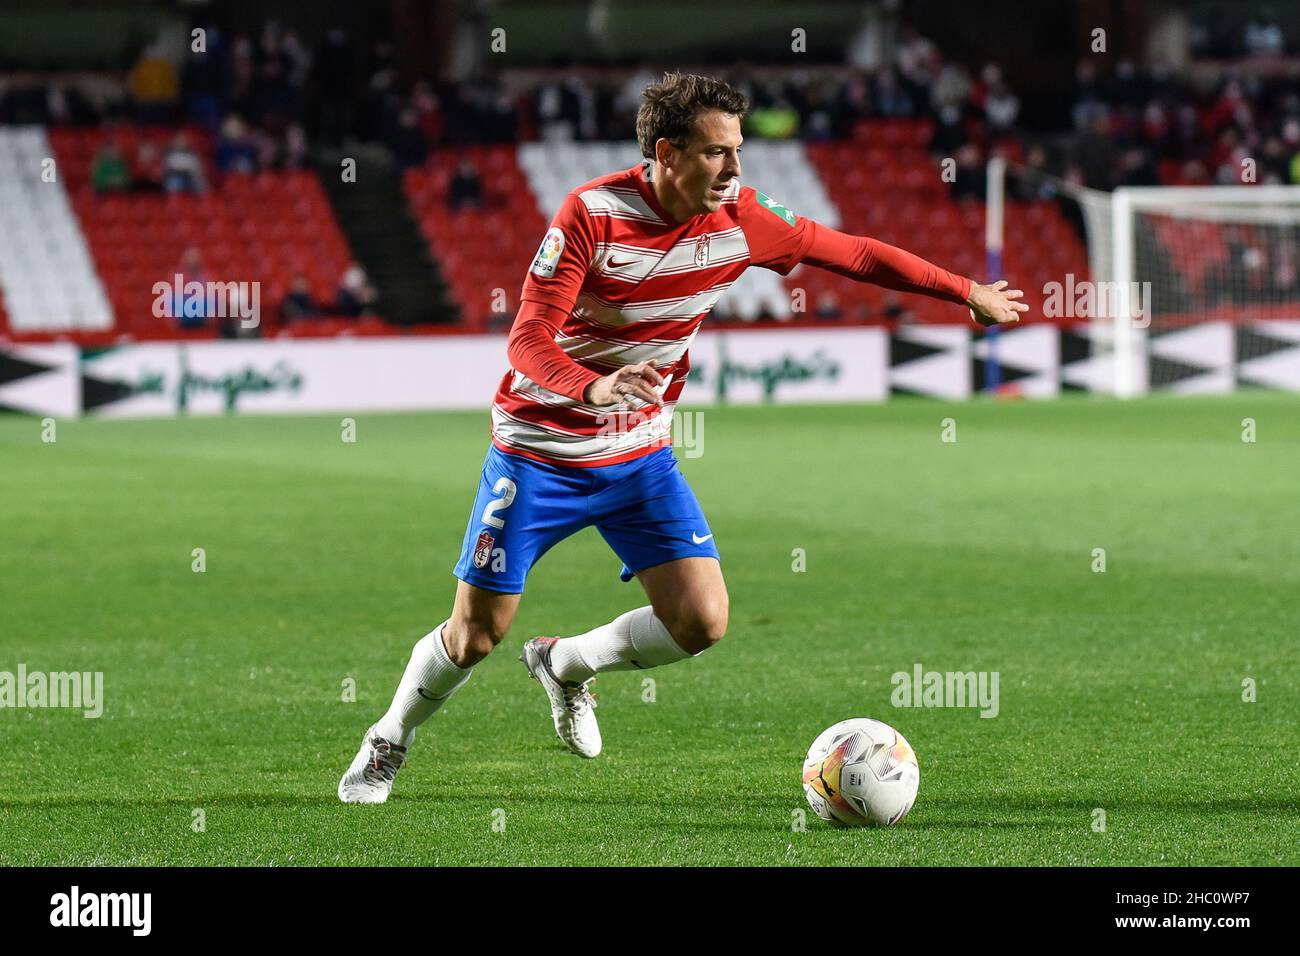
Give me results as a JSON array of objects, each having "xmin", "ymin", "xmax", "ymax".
[{"xmin": 339, "ymin": 72, "xmax": 1026, "ymax": 802}]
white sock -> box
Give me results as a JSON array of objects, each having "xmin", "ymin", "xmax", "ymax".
[
  {"xmin": 549, "ymin": 606, "xmax": 692, "ymax": 683},
  {"xmin": 374, "ymin": 621, "xmax": 471, "ymax": 748}
]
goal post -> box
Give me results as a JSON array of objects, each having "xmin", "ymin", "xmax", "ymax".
[
  {"xmin": 1111, "ymin": 185, "xmax": 1300, "ymax": 396},
  {"xmin": 1080, "ymin": 184, "xmax": 1300, "ymax": 397},
  {"xmin": 983, "ymin": 155, "xmax": 1006, "ymax": 393}
]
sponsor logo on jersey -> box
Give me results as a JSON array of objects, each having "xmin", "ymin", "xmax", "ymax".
[
  {"xmin": 473, "ymin": 531, "xmax": 495, "ymax": 569},
  {"xmin": 530, "ymin": 227, "xmax": 565, "ymax": 277},
  {"xmin": 754, "ymin": 190, "xmax": 797, "ymax": 227}
]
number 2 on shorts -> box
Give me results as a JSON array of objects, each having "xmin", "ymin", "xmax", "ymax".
[{"xmin": 481, "ymin": 477, "xmax": 517, "ymax": 529}]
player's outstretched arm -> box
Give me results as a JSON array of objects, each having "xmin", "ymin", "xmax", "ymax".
[{"xmin": 799, "ymin": 221, "xmax": 1027, "ymax": 326}]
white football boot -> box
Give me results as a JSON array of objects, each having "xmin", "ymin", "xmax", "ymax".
[
  {"xmin": 519, "ymin": 637, "xmax": 602, "ymax": 758},
  {"xmin": 337, "ymin": 724, "xmax": 408, "ymax": 804}
]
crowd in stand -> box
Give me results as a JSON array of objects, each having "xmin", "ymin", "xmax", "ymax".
[
  {"xmin": 1, "ymin": 13, "xmax": 1295, "ymax": 330},
  {"xmin": 3, "ymin": 14, "xmax": 1296, "ymax": 196},
  {"xmin": 160, "ymin": 245, "xmax": 379, "ymax": 336},
  {"xmin": 1058, "ymin": 58, "xmax": 1300, "ymax": 191}
]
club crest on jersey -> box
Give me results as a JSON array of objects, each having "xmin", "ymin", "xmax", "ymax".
[
  {"xmin": 694, "ymin": 234, "xmax": 711, "ymax": 268},
  {"xmin": 531, "ymin": 227, "xmax": 565, "ymax": 277},
  {"xmin": 473, "ymin": 531, "xmax": 495, "ymax": 569}
]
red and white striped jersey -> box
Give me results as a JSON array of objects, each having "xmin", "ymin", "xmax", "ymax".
[{"xmin": 492, "ymin": 160, "xmax": 814, "ymax": 467}]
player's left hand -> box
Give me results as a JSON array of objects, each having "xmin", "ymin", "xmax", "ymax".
[{"xmin": 966, "ymin": 280, "xmax": 1028, "ymax": 326}]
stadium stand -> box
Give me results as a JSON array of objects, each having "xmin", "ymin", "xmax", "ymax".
[
  {"xmin": 0, "ymin": 127, "xmax": 113, "ymax": 333},
  {"xmin": 0, "ymin": 6, "xmax": 1289, "ymax": 343},
  {"xmin": 403, "ymin": 145, "xmax": 546, "ymax": 331},
  {"xmin": 805, "ymin": 122, "xmax": 1089, "ymax": 324},
  {"xmin": 46, "ymin": 125, "xmax": 361, "ymax": 340}
]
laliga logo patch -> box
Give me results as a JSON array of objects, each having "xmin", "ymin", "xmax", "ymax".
[
  {"xmin": 473, "ymin": 531, "xmax": 495, "ymax": 569},
  {"xmin": 530, "ymin": 227, "xmax": 565, "ymax": 277}
]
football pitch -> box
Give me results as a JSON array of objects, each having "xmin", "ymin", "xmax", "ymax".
[{"xmin": 1, "ymin": 394, "xmax": 1297, "ymax": 866}]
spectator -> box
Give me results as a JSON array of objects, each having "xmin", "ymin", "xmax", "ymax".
[
  {"xmin": 216, "ymin": 115, "xmax": 258, "ymax": 173},
  {"xmin": 127, "ymin": 40, "xmax": 179, "ymax": 122},
  {"xmin": 228, "ymin": 35, "xmax": 257, "ymax": 119},
  {"xmin": 280, "ymin": 275, "xmax": 317, "ymax": 322},
  {"xmin": 984, "ymin": 79, "xmax": 1021, "ymax": 135},
  {"xmin": 182, "ymin": 24, "xmax": 225, "ymax": 130},
  {"xmin": 535, "ymin": 79, "xmax": 581, "ymax": 142},
  {"xmin": 412, "ymin": 82, "xmax": 445, "ymax": 147},
  {"xmin": 391, "ymin": 107, "xmax": 429, "ymax": 168},
  {"xmin": 1009, "ymin": 145, "xmax": 1058, "ymax": 202},
  {"xmin": 1244, "ymin": 18, "xmax": 1285, "ymax": 56},
  {"xmin": 162, "ymin": 133, "xmax": 206, "ymax": 193},
  {"xmin": 131, "ymin": 141, "xmax": 164, "ymax": 192},
  {"xmin": 448, "ymin": 159, "xmax": 483, "ymax": 210},
  {"xmin": 883, "ymin": 294, "xmax": 916, "ymax": 324},
  {"xmin": 313, "ymin": 27, "xmax": 354, "ymax": 145},
  {"xmin": 930, "ymin": 62, "xmax": 972, "ymax": 114},
  {"xmin": 950, "ymin": 143, "xmax": 986, "ymax": 201},
  {"xmin": 814, "ymin": 292, "xmax": 843, "ymax": 320},
  {"xmin": 173, "ymin": 248, "xmax": 209, "ymax": 331},
  {"xmin": 929, "ymin": 104, "xmax": 968, "ymax": 157},
  {"xmin": 874, "ymin": 68, "xmax": 915, "ymax": 118},
  {"xmin": 335, "ymin": 263, "xmax": 377, "ymax": 317},
  {"xmin": 91, "ymin": 143, "xmax": 130, "ymax": 193},
  {"xmin": 281, "ymin": 124, "xmax": 309, "ymax": 169},
  {"xmin": 218, "ymin": 283, "xmax": 261, "ymax": 340},
  {"xmin": 748, "ymin": 98, "xmax": 800, "ymax": 139}
]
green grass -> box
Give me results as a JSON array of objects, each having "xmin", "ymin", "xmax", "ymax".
[{"xmin": 1, "ymin": 394, "xmax": 1297, "ymax": 866}]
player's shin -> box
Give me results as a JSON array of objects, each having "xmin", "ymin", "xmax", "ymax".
[
  {"xmin": 374, "ymin": 621, "xmax": 472, "ymax": 747},
  {"xmin": 549, "ymin": 606, "xmax": 693, "ymax": 683}
]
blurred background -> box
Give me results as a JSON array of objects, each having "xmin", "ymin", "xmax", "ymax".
[{"xmin": 1, "ymin": 0, "xmax": 1298, "ymax": 408}]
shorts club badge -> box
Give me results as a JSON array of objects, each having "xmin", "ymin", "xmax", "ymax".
[{"xmin": 473, "ymin": 531, "xmax": 494, "ymax": 569}]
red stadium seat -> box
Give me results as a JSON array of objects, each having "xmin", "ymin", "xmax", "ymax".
[
  {"xmin": 49, "ymin": 125, "xmax": 358, "ymax": 337},
  {"xmin": 404, "ymin": 146, "xmax": 549, "ymax": 329}
]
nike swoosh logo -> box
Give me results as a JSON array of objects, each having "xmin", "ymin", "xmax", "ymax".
[
  {"xmin": 416, "ymin": 687, "xmax": 440, "ymax": 701},
  {"xmin": 692, "ymin": 532, "xmax": 713, "ymax": 544},
  {"xmin": 606, "ymin": 257, "xmax": 637, "ymax": 269}
]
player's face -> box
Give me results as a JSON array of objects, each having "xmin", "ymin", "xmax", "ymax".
[{"xmin": 665, "ymin": 110, "xmax": 743, "ymax": 216}]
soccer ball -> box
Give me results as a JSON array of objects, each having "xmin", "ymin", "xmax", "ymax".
[{"xmin": 801, "ymin": 718, "xmax": 919, "ymax": 827}]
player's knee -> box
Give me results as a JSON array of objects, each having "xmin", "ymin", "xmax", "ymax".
[
  {"xmin": 444, "ymin": 617, "xmax": 508, "ymax": 667},
  {"xmin": 670, "ymin": 597, "xmax": 729, "ymax": 654}
]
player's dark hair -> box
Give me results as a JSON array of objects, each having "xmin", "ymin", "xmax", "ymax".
[{"xmin": 636, "ymin": 72, "xmax": 749, "ymax": 160}]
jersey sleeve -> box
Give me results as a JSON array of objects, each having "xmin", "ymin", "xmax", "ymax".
[
  {"xmin": 801, "ymin": 220, "xmax": 972, "ymax": 304},
  {"xmin": 737, "ymin": 186, "xmax": 816, "ymax": 276},
  {"xmin": 506, "ymin": 300, "xmax": 602, "ymax": 403},
  {"xmin": 519, "ymin": 191, "xmax": 598, "ymax": 313}
]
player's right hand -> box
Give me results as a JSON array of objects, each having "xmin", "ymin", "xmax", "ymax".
[
  {"xmin": 585, "ymin": 361, "xmax": 665, "ymax": 407},
  {"xmin": 966, "ymin": 279, "xmax": 1029, "ymax": 326}
]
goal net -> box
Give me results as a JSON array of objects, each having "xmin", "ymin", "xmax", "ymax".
[{"xmin": 1066, "ymin": 185, "xmax": 1300, "ymax": 396}]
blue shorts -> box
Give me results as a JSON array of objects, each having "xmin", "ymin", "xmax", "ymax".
[{"xmin": 453, "ymin": 445, "xmax": 720, "ymax": 594}]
